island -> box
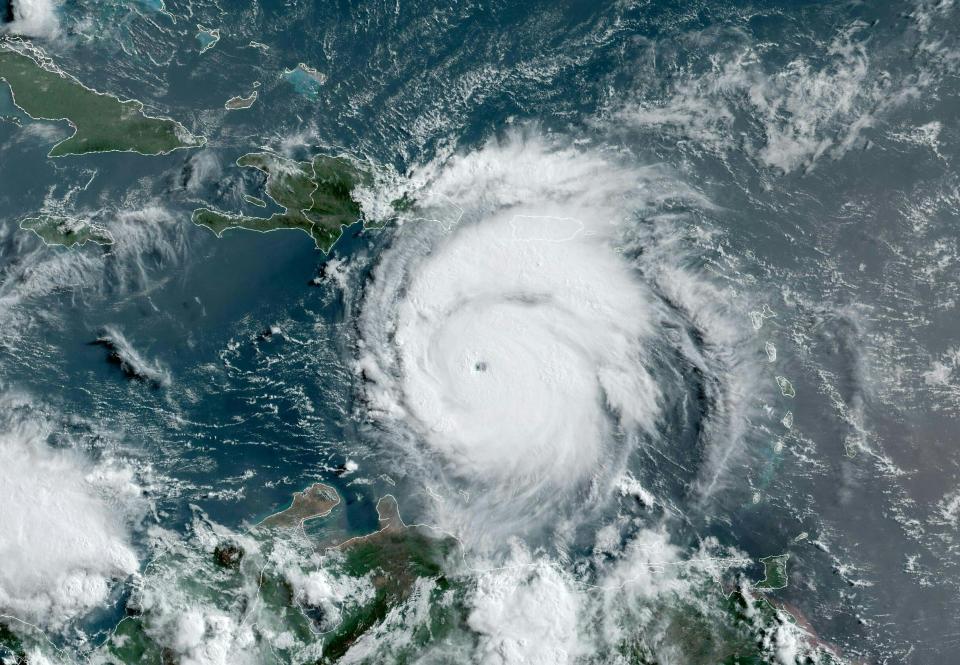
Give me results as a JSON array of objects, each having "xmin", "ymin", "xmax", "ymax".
[
  {"xmin": 0, "ymin": 45, "xmax": 203, "ymax": 157},
  {"xmin": 776, "ymin": 375, "xmax": 796, "ymax": 398},
  {"xmin": 755, "ymin": 553, "xmax": 790, "ymax": 590},
  {"xmin": 224, "ymin": 91, "xmax": 257, "ymax": 110},
  {"xmin": 283, "ymin": 62, "xmax": 325, "ymax": 98},
  {"xmin": 258, "ymin": 482, "xmax": 341, "ymax": 529},
  {"xmin": 192, "ymin": 151, "xmax": 369, "ymax": 252},
  {"xmin": 196, "ymin": 25, "xmax": 220, "ymax": 54},
  {"xmin": 20, "ymin": 215, "xmax": 113, "ymax": 247}
]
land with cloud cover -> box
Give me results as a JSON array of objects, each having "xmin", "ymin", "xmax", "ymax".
[
  {"xmin": 0, "ymin": 120, "xmax": 841, "ymax": 664},
  {"xmin": 0, "ymin": 41, "xmax": 202, "ymax": 156},
  {"xmin": 192, "ymin": 152, "xmax": 375, "ymax": 252},
  {"xmin": 355, "ymin": 129, "xmax": 757, "ymax": 546},
  {"xmin": 0, "ymin": 473, "xmax": 830, "ymax": 665},
  {"xmin": 19, "ymin": 214, "xmax": 113, "ymax": 247},
  {"xmin": 343, "ymin": 129, "xmax": 840, "ymax": 663},
  {"xmin": 8, "ymin": 489, "xmax": 463, "ymax": 665},
  {"xmin": 0, "ymin": 204, "xmax": 190, "ymax": 353}
]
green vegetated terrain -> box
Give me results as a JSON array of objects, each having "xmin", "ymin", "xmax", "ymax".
[
  {"xmin": 755, "ymin": 554, "xmax": 790, "ymax": 591},
  {"xmin": 87, "ymin": 493, "xmax": 464, "ymax": 665},
  {"xmin": 613, "ymin": 584, "xmax": 840, "ymax": 665},
  {"xmin": 319, "ymin": 497, "xmax": 465, "ymax": 663},
  {"xmin": 192, "ymin": 152, "xmax": 372, "ymax": 252},
  {"xmin": 0, "ymin": 46, "xmax": 202, "ymax": 157},
  {"xmin": 20, "ymin": 215, "xmax": 113, "ymax": 247},
  {"xmin": 0, "ymin": 622, "xmax": 26, "ymax": 665}
]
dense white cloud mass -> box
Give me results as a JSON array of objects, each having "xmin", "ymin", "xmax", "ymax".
[
  {"xmin": 356, "ymin": 129, "xmax": 754, "ymax": 546},
  {"xmin": 0, "ymin": 411, "xmax": 141, "ymax": 629},
  {"xmin": 345, "ymin": 129, "xmax": 801, "ymax": 662},
  {"xmin": 3, "ymin": 0, "xmax": 60, "ymax": 39},
  {"xmin": 468, "ymin": 560, "xmax": 581, "ymax": 665},
  {"xmin": 358, "ymin": 133, "xmax": 667, "ymax": 533},
  {"xmin": 380, "ymin": 209, "xmax": 660, "ymax": 482}
]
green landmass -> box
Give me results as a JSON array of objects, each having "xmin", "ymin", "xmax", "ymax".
[
  {"xmin": 243, "ymin": 194, "xmax": 267, "ymax": 207},
  {"xmin": 609, "ymin": 572, "xmax": 844, "ymax": 665},
  {"xmin": 755, "ymin": 553, "xmax": 790, "ymax": 590},
  {"xmin": 213, "ymin": 540, "xmax": 245, "ymax": 569},
  {"xmin": 104, "ymin": 618, "xmax": 166, "ymax": 665},
  {"xmin": 0, "ymin": 46, "xmax": 202, "ymax": 157},
  {"xmin": 390, "ymin": 192, "xmax": 415, "ymax": 213},
  {"xmin": 320, "ymin": 496, "xmax": 462, "ymax": 663},
  {"xmin": 81, "ymin": 493, "xmax": 462, "ymax": 665},
  {"xmin": 192, "ymin": 151, "xmax": 370, "ymax": 252},
  {"xmin": 20, "ymin": 215, "xmax": 113, "ymax": 247}
]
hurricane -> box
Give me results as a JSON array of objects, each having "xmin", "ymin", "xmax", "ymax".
[{"xmin": 355, "ymin": 129, "xmax": 759, "ymax": 548}]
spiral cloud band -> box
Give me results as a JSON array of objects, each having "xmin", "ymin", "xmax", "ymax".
[{"xmin": 357, "ymin": 131, "xmax": 751, "ymax": 542}]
